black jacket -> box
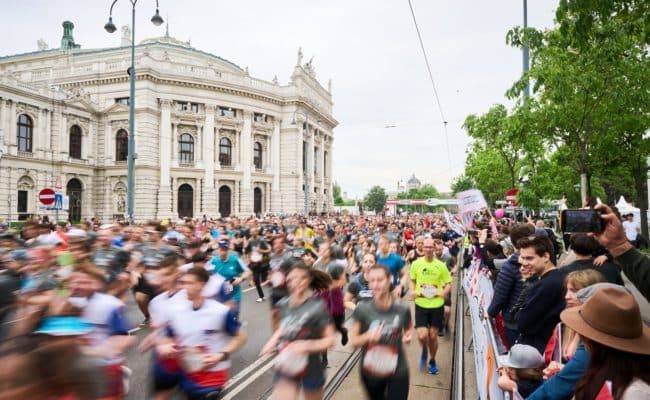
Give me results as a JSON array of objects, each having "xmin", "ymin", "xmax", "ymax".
[
  {"xmin": 487, "ymin": 252, "xmax": 522, "ymax": 323},
  {"xmin": 516, "ymin": 268, "xmax": 567, "ymax": 354},
  {"xmin": 562, "ymin": 259, "xmax": 623, "ymax": 285}
]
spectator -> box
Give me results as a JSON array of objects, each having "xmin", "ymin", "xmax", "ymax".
[
  {"xmin": 527, "ymin": 282, "xmax": 623, "ymax": 400},
  {"xmin": 515, "ymin": 235, "xmax": 566, "ymax": 353},
  {"xmin": 594, "ymin": 204, "xmax": 650, "ymax": 302},
  {"xmin": 487, "ymin": 223, "xmax": 535, "ymax": 348},
  {"xmin": 562, "ymin": 234, "xmax": 623, "ymax": 285},
  {"xmin": 561, "ymin": 286, "xmax": 650, "ymax": 399},
  {"xmin": 622, "ymin": 213, "xmax": 640, "ymax": 248},
  {"xmin": 496, "ymin": 344, "xmax": 544, "ymax": 397}
]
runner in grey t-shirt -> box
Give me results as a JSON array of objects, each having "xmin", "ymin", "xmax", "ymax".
[{"xmin": 350, "ymin": 264, "xmax": 413, "ymax": 400}]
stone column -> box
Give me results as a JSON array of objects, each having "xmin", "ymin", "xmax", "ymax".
[
  {"xmin": 234, "ymin": 182, "xmax": 240, "ymax": 215},
  {"xmin": 239, "ymin": 111, "xmax": 253, "ymax": 216},
  {"xmin": 171, "ymin": 123, "xmax": 179, "ymax": 167},
  {"xmin": 157, "ymin": 99, "xmax": 173, "ymax": 219},
  {"xmin": 202, "ymin": 105, "xmax": 218, "ymax": 216},
  {"xmin": 8, "ymin": 101, "xmax": 16, "ymax": 148},
  {"xmin": 319, "ymin": 138, "xmax": 325, "ymax": 211},
  {"xmin": 85, "ymin": 119, "xmax": 94, "ymax": 161},
  {"xmin": 307, "ymin": 127, "xmax": 315, "ymax": 213},
  {"xmin": 0, "ymin": 99, "xmax": 5, "ymax": 153},
  {"xmin": 196, "ymin": 124, "xmax": 203, "ymax": 163},
  {"xmin": 43, "ymin": 110, "xmax": 52, "ymax": 156},
  {"xmin": 59, "ymin": 114, "xmax": 68, "ymax": 160},
  {"xmin": 297, "ymin": 126, "xmax": 305, "ymax": 214},
  {"xmin": 266, "ymin": 182, "xmax": 271, "ymax": 213},
  {"xmin": 270, "ymin": 119, "xmax": 281, "ymax": 212},
  {"xmin": 214, "ymin": 125, "xmax": 221, "ymax": 169},
  {"xmin": 104, "ymin": 118, "xmax": 112, "ymax": 163}
]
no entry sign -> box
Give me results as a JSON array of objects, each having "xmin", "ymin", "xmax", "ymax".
[{"xmin": 39, "ymin": 188, "xmax": 56, "ymax": 205}]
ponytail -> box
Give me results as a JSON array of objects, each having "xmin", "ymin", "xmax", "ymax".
[{"xmin": 289, "ymin": 261, "xmax": 332, "ymax": 291}]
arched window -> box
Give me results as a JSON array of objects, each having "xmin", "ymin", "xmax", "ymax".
[
  {"xmin": 116, "ymin": 129, "xmax": 128, "ymax": 161},
  {"xmin": 69, "ymin": 125, "xmax": 82, "ymax": 159},
  {"xmin": 253, "ymin": 141, "xmax": 263, "ymax": 169},
  {"xmin": 219, "ymin": 137, "xmax": 232, "ymax": 166},
  {"xmin": 179, "ymin": 133, "xmax": 194, "ymax": 163},
  {"xmin": 17, "ymin": 114, "xmax": 33, "ymax": 152}
]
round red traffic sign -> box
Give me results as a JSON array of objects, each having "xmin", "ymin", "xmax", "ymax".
[{"xmin": 39, "ymin": 188, "xmax": 56, "ymax": 205}]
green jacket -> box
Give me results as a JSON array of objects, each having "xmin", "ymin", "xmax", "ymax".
[{"xmin": 616, "ymin": 247, "xmax": 650, "ymax": 303}]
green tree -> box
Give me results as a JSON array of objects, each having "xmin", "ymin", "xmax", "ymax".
[
  {"xmin": 507, "ymin": 2, "xmax": 650, "ymax": 235},
  {"xmin": 396, "ymin": 184, "xmax": 442, "ymax": 212},
  {"xmin": 333, "ymin": 182, "xmax": 345, "ymax": 206},
  {"xmin": 464, "ymin": 146, "xmax": 514, "ymax": 206},
  {"xmin": 451, "ymin": 174, "xmax": 474, "ymax": 195},
  {"xmin": 364, "ymin": 186, "xmax": 388, "ymax": 213}
]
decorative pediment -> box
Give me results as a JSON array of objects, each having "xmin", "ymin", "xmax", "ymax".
[
  {"xmin": 15, "ymin": 103, "xmax": 39, "ymax": 121},
  {"xmin": 66, "ymin": 114, "xmax": 90, "ymax": 134},
  {"xmin": 101, "ymin": 102, "xmax": 130, "ymax": 114},
  {"xmin": 63, "ymin": 87, "xmax": 98, "ymax": 113}
]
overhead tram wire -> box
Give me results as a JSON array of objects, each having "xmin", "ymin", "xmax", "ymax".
[{"xmin": 407, "ymin": 0, "xmax": 451, "ymax": 166}]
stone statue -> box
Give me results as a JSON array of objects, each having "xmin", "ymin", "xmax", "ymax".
[
  {"xmin": 121, "ymin": 25, "xmax": 131, "ymax": 47},
  {"xmin": 304, "ymin": 56, "xmax": 316, "ymax": 76},
  {"xmin": 327, "ymin": 78, "xmax": 332, "ymax": 92},
  {"xmin": 296, "ymin": 47, "xmax": 303, "ymax": 66},
  {"xmin": 37, "ymin": 39, "xmax": 49, "ymax": 51},
  {"xmin": 117, "ymin": 194, "xmax": 125, "ymax": 213},
  {"xmin": 272, "ymin": 75, "xmax": 279, "ymax": 85}
]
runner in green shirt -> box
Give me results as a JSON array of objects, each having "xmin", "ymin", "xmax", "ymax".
[{"xmin": 409, "ymin": 238, "xmax": 452, "ymax": 375}]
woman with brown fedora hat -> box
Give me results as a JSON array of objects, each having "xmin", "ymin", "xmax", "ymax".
[{"xmin": 560, "ymin": 286, "xmax": 650, "ymax": 399}]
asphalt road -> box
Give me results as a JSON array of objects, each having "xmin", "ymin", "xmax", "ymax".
[{"xmin": 124, "ymin": 281, "xmax": 274, "ymax": 399}]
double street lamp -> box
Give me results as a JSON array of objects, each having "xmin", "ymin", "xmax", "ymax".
[
  {"xmin": 291, "ymin": 111, "xmax": 320, "ymax": 215},
  {"xmin": 104, "ymin": 0, "xmax": 163, "ymax": 223}
]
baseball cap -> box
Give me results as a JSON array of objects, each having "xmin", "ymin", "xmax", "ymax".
[
  {"xmin": 34, "ymin": 316, "xmax": 93, "ymax": 336},
  {"xmin": 501, "ymin": 344, "xmax": 544, "ymax": 369},
  {"xmin": 218, "ymin": 239, "xmax": 230, "ymax": 249}
]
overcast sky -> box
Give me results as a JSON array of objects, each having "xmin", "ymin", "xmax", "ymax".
[{"xmin": 1, "ymin": 0, "xmax": 557, "ymax": 198}]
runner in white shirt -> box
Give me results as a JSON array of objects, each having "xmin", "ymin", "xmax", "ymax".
[
  {"xmin": 67, "ymin": 263, "xmax": 135, "ymax": 400},
  {"xmin": 157, "ymin": 266, "xmax": 247, "ymax": 399},
  {"xmin": 139, "ymin": 255, "xmax": 188, "ymax": 400}
]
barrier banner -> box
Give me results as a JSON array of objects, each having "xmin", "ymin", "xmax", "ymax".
[{"xmin": 463, "ymin": 260, "xmax": 505, "ymax": 400}]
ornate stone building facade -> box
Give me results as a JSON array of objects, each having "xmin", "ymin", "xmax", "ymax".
[{"xmin": 0, "ymin": 23, "xmax": 336, "ymax": 222}]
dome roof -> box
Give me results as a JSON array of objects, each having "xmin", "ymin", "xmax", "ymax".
[{"xmin": 407, "ymin": 174, "xmax": 420, "ymax": 185}]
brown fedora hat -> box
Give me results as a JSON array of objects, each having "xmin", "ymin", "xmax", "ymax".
[{"xmin": 560, "ymin": 286, "xmax": 650, "ymax": 355}]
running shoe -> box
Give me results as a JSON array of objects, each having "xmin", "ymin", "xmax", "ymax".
[
  {"xmin": 419, "ymin": 347, "xmax": 428, "ymax": 371},
  {"xmin": 428, "ymin": 360, "xmax": 439, "ymax": 375},
  {"xmin": 256, "ymin": 297, "xmax": 265, "ymax": 303}
]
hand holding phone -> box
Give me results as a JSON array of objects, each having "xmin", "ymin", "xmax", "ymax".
[{"xmin": 560, "ymin": 209, "xmax": 605, "ymax": 233}]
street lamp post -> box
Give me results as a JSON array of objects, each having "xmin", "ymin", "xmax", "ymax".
[
  {"xmin": 104, "ymin": 0, "xmax": 163, "ymax": 224},
  {"xmin": 291, "ymin": 110, "xmax": 321, "ymax": 215}
]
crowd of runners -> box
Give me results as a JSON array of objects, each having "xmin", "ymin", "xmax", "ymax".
[{"xmin": 0, "ymin": 202, "xmax": 648, "ymax": 400}]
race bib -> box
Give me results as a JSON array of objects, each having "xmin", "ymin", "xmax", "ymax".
[
  {"xmin": 420, "ymin": 284, "xmax": 438, "ymax": 299},
  {"xmin": 363, "ymin": 344, "xmax": 398, "ymax": 377},
  {"xmin": 275, "ymin": 346, "xmax": 308, "ymax": 378},
  {"xmin": 251, "ymin": 251, "xmax": 263, "ymax": 263},
  {"xmin": 271, "ymin": 270, "xmax": 285, "ymax": 288},
  {"xmin": 181, "ymin": 346, "xmax": 205, "ymax": 373}
]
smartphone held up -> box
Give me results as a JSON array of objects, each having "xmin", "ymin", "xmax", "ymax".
[{"xmin": 560, "ymin": 209, "xmax": 605, "ymax": 233}]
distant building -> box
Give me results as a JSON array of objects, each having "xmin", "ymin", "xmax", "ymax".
[
  {"xmin": 0, "ymin": 21, "xmax": 337, "ymax": 222},
  {"xmin": 406, "ymin": 173, "xmax": 421, "ymax": 191}
]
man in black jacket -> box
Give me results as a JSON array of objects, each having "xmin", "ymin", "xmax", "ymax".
[
  {"xmin": 487, "ymin": 223, "xmax": 536, "ymax": 348},
  {"xmin": 563, "ymin": 233, "xmax": 623, "ymax": 284},
  {"xmin": 515, "ymin": 235, "xmax": 566, "ymax": 354}
]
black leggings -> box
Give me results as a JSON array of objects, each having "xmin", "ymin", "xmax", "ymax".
[
  {"xmin": 252, "ymin": 267, "xmax": 268, "ymax": 299},
  {"xmin": 361, "ymin": 373, "xmax": 409, "ymax": 400}
]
